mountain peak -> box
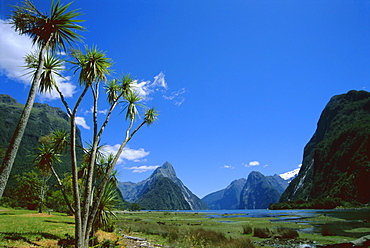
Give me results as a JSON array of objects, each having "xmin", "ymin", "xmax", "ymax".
[
  {"xmin": 154, "ymin": 161, "xmax": 177, "ymax": 179},
  {"xmin": 0, "ymin": 94, "xmax": 18, "ymax": 104}
]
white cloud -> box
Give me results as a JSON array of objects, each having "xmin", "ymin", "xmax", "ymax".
[
  {"xmin": 84, "ymin": 106, "xmax": 108, "ymax": 115},
  {"xmin": 39, "ymin": 76, "xmax": 77, "ymax": 101},
  {"xmin": 0, "ymin": 19, "xmax": 34, "ymax": 83},
  {"xmin": 131, "ymin": 72, "xmax": 168, "ymax": 100},
  {"xmin": 124, "ymin": 165, "xmax": 159, "ymax": 173},
  {"xmin": 132, "ymin": 80, "xmax": 151, "ymax": 99},
  {"xmin": 163, "ymin": 88, "xmax": 186, "ymax": 106},
  {"xmin": 0, "ymin": 19, "xmax": 76, "ymax": 101},
  {"xmin": 221, "ymin": 165, "xmax": 234, "ymax": 169},
  {"xmin": 131, "ymin": 72, "xmax": 185, "ymax": 106},
  {"xmin": 153, "ymin": 72, "xmax": 168, "ymax": 90},
  {"xmin": 244, "ymin": 161, "xmax": 260, "ymax": 167},
  {"xmin": 103, "ymin": 144, "xmax": 150, "ymax": 164},
  {"xmin": 75, "ymin": 116, "xmax": 90, "ymax": 130}
]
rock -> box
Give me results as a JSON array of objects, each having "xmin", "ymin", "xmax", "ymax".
[{"xmin": 351, "ymin": 234, "xmax": 370, "ymax": 247}]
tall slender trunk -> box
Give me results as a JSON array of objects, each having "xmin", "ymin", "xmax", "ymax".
[
  {"xmin": 80, "ymin": 97, "xmax": 120, "ymax": 244},
  {"xmin": 70, "ymin": 115, "xmax": 83, "ymax": 247},
  {"xmin": 51, "ymin": 167, "xmax": 75, "ymax": 214},
  {"xmin": 86, "ymin": 119, "xmax": 147, "ymax": 236},
  {"xmin": 70, "ymin": 85, "xmax": 89, "ymax": 248},
  {"xmin": 82, "ymin": 84, "xmax": 99, "ymax": 246},
  {"xmin": 0, "ymin": 43, "xmax": 48, "ymax": 199},
  {"xmin": 38, "ymin": 174, "xmax": 50, "ymax": 213}
]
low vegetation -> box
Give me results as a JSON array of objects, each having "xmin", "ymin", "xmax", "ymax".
[
  {"xmin": 115, "ymin": 211, "xmax": 364, "ymax": 247},
  {"xmin": 0, "ymin": 207, "xmax": 122, "ymax": 247},
  {"xmin": 1, "ymin": 207, "xmax": 369, "ymax": 247}
]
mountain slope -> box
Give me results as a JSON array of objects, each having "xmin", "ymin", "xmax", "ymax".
[
  {"xmin": 118, "ymin": 162, "xmax": 208, "ymax": 210},
  {"xmin": 136, "ymin": 176, "xmax": 191, "ymax": 210},
  {"xmin": 240, "ymin": 171, "xmax": 284, "ymax": 209},
  {"xmin": 280, "ymin": 90, "xmax": 370, "ymax": 205},
  {"xmin": 0, "ymin": 94, "xmax": 128, "ymax": 209},
  {"xmin": 0, "ymin": 94, "xmax": 83, "ymax": 191},
  {"xmin": 202, "ymin": 178, "xmax": 246, "ymax": 210},
  {"xmin": 202, "ymin": 172, "xmax": 289, "ymax": 210}
]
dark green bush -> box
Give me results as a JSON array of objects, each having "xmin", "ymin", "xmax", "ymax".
[
  {"xmin": 253, "ymin": 227, "xmax": 272, "ymax": 238},
  {"xmin": 242, "ymin": 224, "xmax": 253, "ymax": 234},
  {"xmin": 276, "ymin": 227, "xmax": 299, "ymax": 239}
]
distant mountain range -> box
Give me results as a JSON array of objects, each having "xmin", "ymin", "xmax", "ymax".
[
  {"xmin": 118, "ymin": 162, "xmax": 209, "ymax": 210},
  {"xmin": 118, "ymin": 162, "xmax": 296, "ymax": 210},
  {"xmin": 201, "ymin": 178, "xmax": 247, "ymax": 210},
  {"xmin": 118, "ymin": 161, "xmax": 300, "ymax": 210},
  {"xmin": 202, "ymin": 171, "xmax": 291, "ymax": 210}
]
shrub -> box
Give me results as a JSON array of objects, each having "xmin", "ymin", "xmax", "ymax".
[
  {"xmin": 242, "ymin": 224, "xmax": 253, "ymax": 234},
  {"xmin": 276, "ymin": 227, "xmax": 299, "ymax": 239},
  {"xmin": 253, "ymin": 227, "xmax": 272, "ymax": 238}
]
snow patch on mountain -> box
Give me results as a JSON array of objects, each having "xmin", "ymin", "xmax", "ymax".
[{"xmin": 279, "ymin": 164, "xmax": 301, "ymax": 181}]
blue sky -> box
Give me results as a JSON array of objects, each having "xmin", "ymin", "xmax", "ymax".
[{"xmin": 1, "ymin": 0, "xmax": 370, "ymax": 198}]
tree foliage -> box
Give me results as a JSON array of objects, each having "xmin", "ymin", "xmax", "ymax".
[{"xmin": 3, "ymin": 2, "xmax": 159, "ymax": 247}]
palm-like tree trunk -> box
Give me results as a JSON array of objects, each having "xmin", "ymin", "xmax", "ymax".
[
  {"xmin": 82, "ymin": 84, "xmax": 100, "ymax": 246},
  {"xmin": 70, "ymin": 85, "xmax": 89, "ymax": 248},
  {"xmin": 0, "ymin": 43, "xmax": 48, "ymax": 199},
  {"xmin": 85, "ymin": 119, "xmax": 147, "ymax": 239},
  {"xmin": 51, "ymin": 166, "xmax": 75, "ymax": 214}
]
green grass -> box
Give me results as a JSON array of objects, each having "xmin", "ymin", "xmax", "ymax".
[{"xmin": 0, "ymin": 207, "xmax": 74, "ymax": 247}]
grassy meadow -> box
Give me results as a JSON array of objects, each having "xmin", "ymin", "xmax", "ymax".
[
  {"xmin": 0, "ymin": 207, "xmax": 369, "ymax": 247},
  {"xmin": 0, "ymin": 208, "xmax": 121, "ymax": 247},
  {"xmin": 0, "ymin": 207, "xmax": 75, "ymax": 247}
]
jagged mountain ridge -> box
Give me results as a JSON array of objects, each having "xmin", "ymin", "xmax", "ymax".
[
  {"xmin": 118, "ymin": 162, "xmax": 209, "ymax": 210},
  {"xmin": 280, "ymin": 90, "xmax": 370, "ymax": 204},
  {"xmin": 240, "ymin": 172, "xmax": 287, "ymax": 209},
  {"xmin": 202, "ymin": 171, "xmax": 289, "ymax": 210}
]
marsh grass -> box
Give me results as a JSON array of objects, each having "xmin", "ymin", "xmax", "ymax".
[
  {"xmin": 253, "ymin": 226, "xmax": 299, "ymax": 239},
  {"xmin": 117, "ymin": 217, "xmax": 255, "ymax": 247},
  {"xmin": 116, "ymin": 211, "xmax": 361, "ymax": 247}
]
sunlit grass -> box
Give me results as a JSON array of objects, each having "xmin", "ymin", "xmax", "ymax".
[{"xmin": 0, "ymin": 208, "xmax": 74, "ymax": 247}]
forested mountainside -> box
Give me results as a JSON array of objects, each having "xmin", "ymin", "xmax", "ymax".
[
  {"xmin": 118, "ymin": 162, "xmax": 209, "ymax": 210},
  {"xmin": 0, "ymin": 94, "xmax": 127, "ymax": 210},
  {"xmin": 279, "ymin": 90, "xmax": 370, "ymax": 207},
  {"xmin": 0, "ymin": 94, "xmax": 82, "ymax": 191}
]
